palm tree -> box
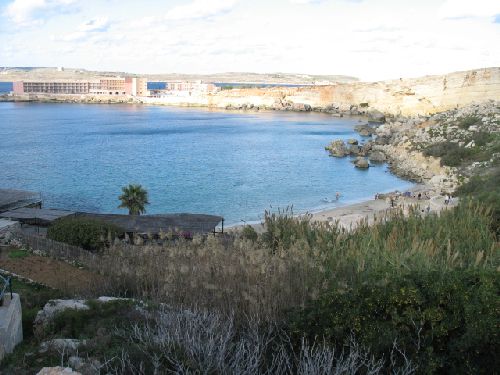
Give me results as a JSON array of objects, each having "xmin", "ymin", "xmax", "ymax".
[{"xmin": 118, "ymin": 184, "xmax": 149, "ymax": 215}]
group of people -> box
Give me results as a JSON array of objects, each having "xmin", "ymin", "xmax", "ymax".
[{"xmin": 322, "ymin": 192, "xmax": 342, "ymax": 203}]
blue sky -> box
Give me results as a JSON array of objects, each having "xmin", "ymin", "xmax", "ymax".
[{"xmin": 0, "ymin": 0, "xmax": 499, "ymax": 80}]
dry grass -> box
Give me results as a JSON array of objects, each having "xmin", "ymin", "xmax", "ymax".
[
  {"xmin": 93, "ymin": 202, "xmax": 498, "ymax": 321},
  {"xmin": 98, "ymin": 234, "xmax": 325, "ymax": 318}
]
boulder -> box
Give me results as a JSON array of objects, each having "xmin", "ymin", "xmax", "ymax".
[
  {"xmin": 39, "ymin": 339, "xmax": 86, "ymax": 354},
  {"xmin": 34, "ymin": 300, "xmax": 89, "ymax": 335},
  {"xmin": 36, "ymin": 368, "xmax": 82, "ymax": 375},
  {"xmin": 354, "ymin": 124, "xmax": 374, "ymax": 137},
  {"xmin": 360, "ymin": 142, "xmax": 373, "ymax": 155},
  {"xmin": 348, "ymin": 144, "xmax": 361, "ymax": 155},
  {"xmin": 368, "ymin": 151, "xmax": 387, "ymax": 163},
  {"xmin": 375, "ymin": 135, "xmax": 391, "ymax": 145},
  {"xmin": 347, "ymin": 138, "xmax": 358, "ymax": 145},
  {"xmin": 33, "ymin": 297, "xmax": 130, "ymax": 338},
  {"xmin": 368, "ymin": 110, "xmax": 386, "ymax": 123},
  {"xmin": 325, "ymin": 140, "xmax": 348, "ymax": 157},
  {"xmin": 291, "ymin": 103, "xmax": 312, "ymax": 112},
  {"xmin": 354, "ymin": 157, "xmax": 370, "ymax": 168}
]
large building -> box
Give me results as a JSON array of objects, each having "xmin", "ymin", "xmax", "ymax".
[
  {"xmin": 166, "ymin": 81, "xmax": 218, "ymax": 93},
  {"xmin": 12, "ymin": 77, "xmax": 149, "ymax": 97},
  {"xmin": 149, "ymin": 81, "xmax": 219, "ymax": 97},
  {"xmin": 13, "ymin": 81, "xmax": 93, "ymax": 95},
  {"xmin": 125, "ymin": 77, "xmax": 148, "ymax": 96}
]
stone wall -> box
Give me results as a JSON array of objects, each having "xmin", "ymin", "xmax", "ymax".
[{"xmin": 0, "ymin": 293, "xmax": 23, "ymax": 361}]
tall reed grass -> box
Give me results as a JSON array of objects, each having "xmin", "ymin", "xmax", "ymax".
[{"xmin": 95, "ymin": 202, "xmax": 498, "ymax": 319}]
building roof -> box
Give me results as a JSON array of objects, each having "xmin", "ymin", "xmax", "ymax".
[
  {"xmin": 0, "ymin": 189, "xmax": 42, "ymax": 212},
  {"xmin": 0, "ymin": 218, "xmax": 19, "ymax": 232},
  {"xmin": 0, "ymin": 207, "xmax": 75, "ymax": 225},
  {"xmin": 76, "ymin": 212, "xmax": 223, "ymax": 234}
]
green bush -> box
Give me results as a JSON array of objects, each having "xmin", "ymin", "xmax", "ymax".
[
  {"xmin": 241, "ymin": 225, "xmax": 258, "ymax": 242},
  {"xmin": 457, "ymin": 115, "xmax": 480, "ymax": 129},
  {"xmin": 47, "ymin": 217, "xmax": 123, "ymax": 251},
  {"xmin": 457, "ymin": 168, "xmax": 500, "ymax": 235},
  {"xmin": 261, "ymin": 207, "xmax": 318, "ymax": 252},
  {"xmin": 471, "ymin": 131, "xmax": 493, "ymax": 147},
  {"xmin": 424, "ymin": 142, "xmax": 473, "ymax": 167},
  {"xmin": 287, "ymin": 269, "xmax": 499, "ymax": 375}
]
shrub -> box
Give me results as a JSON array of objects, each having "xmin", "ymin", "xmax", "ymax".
[
  {"xmin": 287, "ymin": 269, "xmax": 500, "ymax": 375},
  {"xmin": 457, "ymin": 168, "xmax": 500, "ymax": 235},
  {"xmin": 261, "ymin": 207, "xmax": 318, "ymax": 252},
  {"xmin": 424, "ymin": 142, "xmax": 473, "ymax": 167},
  {"xmin": 241, "ymin": 225, "xmax": 258, "ymax": 242},
  {"xmin": 471, "ymin": 131, "xmax": 493, "ymax": 147},
  {"xmin": 457, "ymin": 115, "xmax": 480, "ymax": 129},
  {"xmin": 47, "ymin": 217, "xmax": 124, "ymax": 251}
]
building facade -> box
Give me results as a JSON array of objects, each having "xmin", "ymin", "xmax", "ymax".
[
  {"xmin": 165, "ymin": 81, "xmax": 218, "ymax": 93},
  {"xmin": 12, "ymin": 77, "xmax": 149, "ymax": 97},
  {"xmin": 124, "ymin": 77, "xmax": 149, "ymax": 96}
]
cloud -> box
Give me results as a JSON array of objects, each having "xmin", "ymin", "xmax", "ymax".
[
  {"xmin": 165, "ymin": 0, "xmax": 237, "ymax": 20},
  {"xmin": 4, "ymin": 0, "xmax": 78, "ymax": 25},
  {"xmin": 355, "ymin": 26, "xmax": 401, "ymax": 33},
  {"xmin": 79, "ymin": 17, "xmax": 110, "ymax": 32},
  {"xmin": 52, "ymin": 17, "xmax": 111, "ymax": 42},
  {"xmin": 289, "ymin": 0, "xmax": 325, "ymax": 4},
  {"xmin": 439, "ymin": 0, "xmax": 500, "ymax": 19}
]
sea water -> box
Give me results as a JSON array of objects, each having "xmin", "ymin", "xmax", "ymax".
[{"xmin": 0, "ymin": 102, "xmax": 413, "ymax": 225}]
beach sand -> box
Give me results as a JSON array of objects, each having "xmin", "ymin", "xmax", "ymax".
[{"xmin": 229, "ymin": 184, "xmax": 456, "ymax": 233}]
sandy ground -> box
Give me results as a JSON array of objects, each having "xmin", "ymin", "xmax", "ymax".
[
  {"xmin": 0, "ymin": 248, "xmax": 105, "ymax": 294},
  {"xmin": 229, "ymin": 184, "xmax": 457, "ymax": 233}
]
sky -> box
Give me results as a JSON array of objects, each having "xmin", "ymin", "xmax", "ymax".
[{"xmin": 0, "ymin": 0, "xmax": 499, "ymax": 81}]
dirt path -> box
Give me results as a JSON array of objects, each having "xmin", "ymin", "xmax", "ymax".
[{"xmin": 0, "ymin": 249, "xmax": 106, "ymax": 296}]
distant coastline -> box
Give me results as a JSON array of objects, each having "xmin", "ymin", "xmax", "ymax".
[{"xmin": 1, "ymin": 67, "xmax": 499, "ymax": 116}]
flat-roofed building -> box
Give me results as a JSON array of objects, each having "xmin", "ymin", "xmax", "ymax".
[
  {"xmin": 13, "ymin": 80, "xmax": 91, "ymax": 94},
  {"xmin": 161, "ymin": 81, "xmax": 219, "ymax": 95},
  {"xmin": 125, "ymin": 77, "xmax": 149, "ymax": 96},
  {"xmin": 13, "ymin": 77, "xmax": 149, "ymax": 96}
]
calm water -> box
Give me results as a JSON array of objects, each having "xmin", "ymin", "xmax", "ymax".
[
  {"xmin": 0, "ymin": 103, "xmax": 412, "ymax": 224},
  {"xmin": 0, "ymin": 82, "xmax": 13, "ymax": 93}
]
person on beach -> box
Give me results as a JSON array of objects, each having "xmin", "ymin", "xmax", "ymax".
[{"xmin": 336, "ymin": 192, "xmax": 341, "ymax": 200}]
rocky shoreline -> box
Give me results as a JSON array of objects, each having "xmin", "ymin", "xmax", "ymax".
[{"xmin": 324, "ymin": 100, "xmax": 500, "ymax": 193}]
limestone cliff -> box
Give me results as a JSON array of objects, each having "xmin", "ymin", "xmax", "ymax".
[{"xmin": 141, "ymin": 67, "xmax": 500, "ymax": 116}]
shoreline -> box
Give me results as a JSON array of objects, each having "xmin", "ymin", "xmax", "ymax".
[{"xmin": 227, "ymin": 183, "xmax": 455, "ymax": 233}]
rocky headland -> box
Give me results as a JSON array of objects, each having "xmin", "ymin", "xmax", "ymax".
[{"xmin": 325, "ymin": 100, "xmax": 500, "ymax": 193}]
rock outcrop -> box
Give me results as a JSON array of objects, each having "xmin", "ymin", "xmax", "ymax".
[
  {"xmin": 325, "ymin": 140, "xmax": 349, "ymax": 157},
  {"xmin": 353, "ymin": 157, "xmax": 370, "ymax": 169},
  {"xmin": 324, "ymin": 100, "xmax": 499, "ymax": 191}
]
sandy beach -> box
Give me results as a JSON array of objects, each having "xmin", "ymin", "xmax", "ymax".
[{"xmin": 230, "ymin": 184, "xmax": 457, "ymax": 233}]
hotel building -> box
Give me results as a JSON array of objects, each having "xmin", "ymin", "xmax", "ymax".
[{"xmin": 12, "ymin": 77, "xmax": 149, "ymax": 97}]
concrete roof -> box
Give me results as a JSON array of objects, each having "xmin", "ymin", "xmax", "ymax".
[
  {"xmin": 0, "ymin": 218, "xmax": 18, "ymax": 232},
  {"xmin": 0, "ymin": 189, "xmax": 41, "ymax": 212},
  {"xmin": 0, "ymin": 208, "xmax": 74, "ymax": 225},
  {"xmin": 77, "ymin": 212, "xmax": 223, "ymax": 234}
]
